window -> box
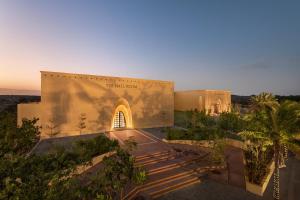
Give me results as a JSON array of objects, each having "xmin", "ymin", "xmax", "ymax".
[{"xmin": 114, "ymin": 111, "xmax": 126, "ymax": 128}]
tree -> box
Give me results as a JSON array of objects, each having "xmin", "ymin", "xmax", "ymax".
[
  {"xmin": 247, "ymin": 93, "xmax": 300, "ymax": 200},
  {"xmin": 78, "ymin": 113, "xmax": 87, "ymax": 134},
  {"xmin": 191, "ymin": 109, "xmax": 197, "ymax": 128},
  {"xmin": 46, "ymin": 118, "xmax": 60, "ymax": 137},
  {"xmin": 239, "ymin": 131, "xmax": 273, "ymax": 184},
  {"xmin": 0, "ymin": 113, "xmax": 40, "ymax": 156}
]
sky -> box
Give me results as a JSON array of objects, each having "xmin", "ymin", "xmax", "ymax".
[{"xmin": 0, "ymin": 0, "xmax": 300, "ymax": 95}]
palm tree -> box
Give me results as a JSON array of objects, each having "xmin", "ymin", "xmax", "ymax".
[{"xmin": 248, "ymin": 93, "xmax": 300, "ymax": 200}]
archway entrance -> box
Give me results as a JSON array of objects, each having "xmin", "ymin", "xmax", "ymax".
[
  {"xmin": 113, "ymin": 111, "xmax": 126, "ymax": 128},
  {"xmin": 110, "ymin": 98, "xmax": 133, "ymax": 130}
]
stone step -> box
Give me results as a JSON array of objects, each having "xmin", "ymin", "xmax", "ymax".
[
  {"xmin": 135, "ymin": 154, "xmax": 177, "ymax": 167},
  {"xmin": 150, "ymin": 177, "xmax": 201, "ymax": 199},
  {"xmin": 125, "ymin": 168, "xmax": 198, "ymax": 200},
  {"xmin": 147, "ymin": 157, "xmax": 201, "ymax": 175},
  {"xmin": 125, "ymin": 163, "xmax": 220, "ymax": 200},
  {"xmin": 135, "ymin": 150, "xmax": 171, "ymax": 160},
  {"xmin": 135, "ymin": 151, "xmax": 172, "ymax": 162}
]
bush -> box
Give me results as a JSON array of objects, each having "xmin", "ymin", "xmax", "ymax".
[
  {"xmin": 192, "ymin": 127, "xmax": 226, "ymax": 140},
  {"xmin": 244, "ymin": 146, "xmax": 274, "ymax": 184},
  {"xmin": 217, "ymin": 112, "xmax": 245, "ymax": 133},
  {"xmin": 0, "ymin": 112, "xmax": 40, "ymax": 156},
  {"xmin": 74, "ymin": 135, "xmax": 118, "ymax": 162},
  {"xmin": 86, "ymin": 148, "xmax": 147, "ymax": 199},
  {"xmin": 0, "ymin": 112, "xmax": 125, "ymax": 200},
  {"xmin": 166, "ymin": 128, "xmax": 194, "ymax": 140},
  {"xmin": 174, "ymin": 110, "xmax": 216, "ymax": 129},
  {"xmin": 166, "ymin": 126, "xmax": 229, "ymax": 141},
  {"xmin": 210, "ymin": 139, "xmax": 226, "ymax": 164}
]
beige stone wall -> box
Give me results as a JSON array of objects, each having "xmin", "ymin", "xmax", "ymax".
[
  {"xmin": 19, "ymin": 71, "xmax": 174, "ymax": 138},
  {"xmin": 174, "ymin": 91, "xmax": 203, "ymax": 111},
  {"xmin": 17, "ymin": 103, "xmax": 42, "ymax": 126},
  {"xmin": 204, "ymin": 90, "xmax": 231, "ymax": 114},
  {"xmin": 17, "ymin": 72, "xmax": 232, "ymax": 138},
  {"xmin": 174, "ymin": 90, "xmax": 231, "ymax": 114}
]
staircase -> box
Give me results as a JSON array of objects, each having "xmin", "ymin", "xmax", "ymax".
[{"xmin": 123, "ymin": 150, "xmax": 220, "ymax": 199}]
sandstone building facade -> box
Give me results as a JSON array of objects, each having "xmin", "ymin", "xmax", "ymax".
[
  {"xmin": 174, "ymin": 90, "xmax": 231, "ymax": 115},
  {"xmin": 18, "ymin": 71, "xmax": 231, "ymax": 138}
]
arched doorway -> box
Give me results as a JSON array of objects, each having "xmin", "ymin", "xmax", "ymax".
[
  {"xmin": 113, "ymin": 111, "xmax": 126, "ymax": 128},
  {"xmin": 111, "ymin": 98, "xmax": 133, "ymax": 130}
]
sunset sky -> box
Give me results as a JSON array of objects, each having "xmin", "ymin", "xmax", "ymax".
[{"xmin": 0, "ymin": 0, "xmax": 300, "ymax": 95}]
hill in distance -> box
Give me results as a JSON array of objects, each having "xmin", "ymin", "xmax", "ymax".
[{"xmin": 0, "ymin": 88, "xmax": 41, "ymax": 96}]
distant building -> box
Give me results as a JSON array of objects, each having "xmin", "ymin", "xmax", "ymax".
[
  {"xmin": 18, "ymin": 71, "xmax": 231, "ymax": 138},
  {"xmin": 174, "ymin": 90, "xmax": 231, "ymax": 115}
]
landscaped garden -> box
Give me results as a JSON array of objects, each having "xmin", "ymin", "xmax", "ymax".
[
  {"xmin": 0, "ymin": 109, "xmax": 146, "ymax": 200},
  {"xmin": 169, "ymin": 110, "xmax": 244, "ymax": 141},
  {"xmin": 168, "ymin": 93, "xmax": 300, "ymax": 200}
]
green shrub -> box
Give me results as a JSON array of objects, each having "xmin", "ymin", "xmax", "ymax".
[
  {"xmin": 166, "ymin": 128, "xmax": 194, "ymax": 140},
  {"xmin": 174, "ymin": 111, "xmax": 191, "ymax": 128},
  {"xmin": 217, "ymin": 112, "xmax": 245, "ymax": 133},
  {"xmin": 174, "ymin": 110, "xmax": 216, "ymax": 129},
  {"xmin": 210, "ymin": 139, "xmax": 226, "ymax": 164},
  {"xmin": 244, "ymin": 146, "xmax": 274, "ymax": 184},
  {"xmin": 74, "ymin": 135, "xmax": 118, "ymax": 162},
  {"xmin": 0, "ymin": 112, "xmax": 40, "ymax": 156}
]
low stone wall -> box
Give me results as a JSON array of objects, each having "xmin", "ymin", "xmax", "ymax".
[
  {"xmin": 54, "ymin": 150, "xmax": 116, "ymax": 184},
  {"xmin": 74, "ymin": 151, "xmax": 116, "ymax": 175},
  {"xmin": 163, "ymin": 138, "xmax": 245, "ymax": 149},
  {"xmin": 224, "ymin": 138, "xmax": 246, "ymax": 149},
  {"xmin": 245, "ymin": 161, "xmax": 275, "ymax": 196},
  {"xmin": 162, "ymin": 138, "xmax": 213, "ymax": 148}
]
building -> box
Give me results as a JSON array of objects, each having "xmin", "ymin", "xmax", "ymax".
[
  {"xmin": 174, "ymin": 90, "xmax": 231, "ymax": 115},
  {"xmin": 18, "ymin": 71, "xmax": 231, "ymax": 138}
]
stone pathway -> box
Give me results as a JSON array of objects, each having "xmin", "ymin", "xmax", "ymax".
[
  {"xmin": 225, "ymin": 146, "xmax": 246, "ymax": 188},
  {"xmin": 110, "ymin": 129, "xmax": 222, "ymax": 199}
]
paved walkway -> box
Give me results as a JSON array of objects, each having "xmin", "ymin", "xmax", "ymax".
[
  {"xmin": 158, "ymin": 149, "xmax": 300, "ymax": 200},
  {"xmin": 110, "ymin": 129, "xmax": 221, "ymax": 199},
  {"xmin": 225, "ymin": 146, "xmax": 246, "ymax": 188},
  {"xmin": 109, "ymin": 129, "xmax": 300, "ymax": 200}
]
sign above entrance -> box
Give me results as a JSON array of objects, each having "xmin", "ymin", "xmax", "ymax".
[{"xmin": 106, "ymin": 83, "xmax": 138, "ymax": 89}]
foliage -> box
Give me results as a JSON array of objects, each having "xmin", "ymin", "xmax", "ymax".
[
  {"xmin": 46, "ymin": 118, "xmax": 60, "ymax": 137},
  {"xmin": 0, "ymin": 150, "xmax": 82, "ymax": 200},
  {"xmin": 0, "ymin": 111, "xmax": 40, "ymax": 156},
  {"xmin": 244, "ymin": 146, "xmax": 274, "ymax": 184},
  {"xmin": 78, "ymin": 113, "xmax": 87, "ymax": 134},
  {"xmin": 217, "ymin": 112, "xmax": 245, "ymax": 133},
  {"xmin": 74, "ymin": 135, "xmax": 119, "ymax": 163},
  {"xmin": 210, "ymin": 139, "xmax": 226, "ymax": 165},
  {"xmin": 242, "ymin": 93, "xmax": 300, "ymax": 199},
  {"xmin": 174, "ymin": 110, "xmax": 216, "ymax": 129},
  {"xmin": 166, "ymin": 125, "xmax": 240, "ymax": 141},
  {"xmin": 0, "ymin": 110, "xmax": 145, "ymax": 200},
  {"xmin": 133, "ymin": 168, "xmax": 147, "ymax": 184},
  {"xmin": 123, "ymin": 136, "xmax": 138, "ymax": 152},
  {"xmin": 166, "ymin": 127, "xmax": 194, "ymax": 140},
  {"xmin": 173, "ymin": 110, "xmax": 244, "ymax": 141},
  {"xmin": 239, "ymin": 131, "xmax": 273, "ymax": 184},
  {"xmin": 86, "ymin": 148, "xmax": 147, "ymax": 199}
]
